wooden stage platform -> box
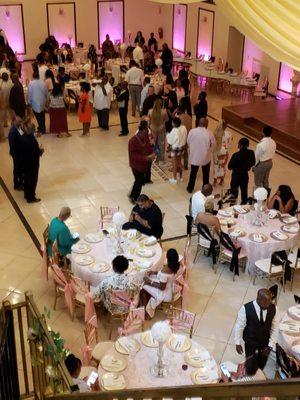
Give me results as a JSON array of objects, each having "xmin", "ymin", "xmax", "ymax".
[{"xmin": 222, "ymin": 98, "xmax": 300, "ymax": 163}]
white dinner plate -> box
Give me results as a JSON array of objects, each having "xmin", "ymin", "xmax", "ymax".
[
  {"xmin": 167, "ymin": 334, "xmax": 191, "ymax": 353},
  {"xmin": 74, "ymin": 254, "xmax": 95, "ymax": 266},
  {"xmin": 100, "ymin": 355, "xmax": 127, "ymax": 373},
  {"xmin": 270, "ymin": 231, "xmax": 289, "ymax": 241},
  {"xmin": 85, "ymin": 232, "xmax": 103, "ymax": 243},
  {"xmin": 218, "ymin": 210, "xmax": 233, "ymax": 218},
  {"xmin": 136, "ymin": 248, "xmax": 155, "ymax": 258},
  {"xmin": 100, "ymin": 373, "xmax": 126, "ymax": 391},
  {"xmin": 72, "ymin": 242, "xmax": 91, "ymax": 254},
  {"xmin": 281, "ymin": 225, "xmax": 299, "ymax": 234}
]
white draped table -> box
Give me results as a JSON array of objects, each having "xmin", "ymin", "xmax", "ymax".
[
  {"xmin": 98, "ymin": 332, "xmax": 219, "ymax": 390},
  {"xmin": 278, "ymin": 306, "xmax": 300, "ymax": 362},
  {"xmin": 72, "ymin": 235, "xmax": 163, "ymax": 287}
]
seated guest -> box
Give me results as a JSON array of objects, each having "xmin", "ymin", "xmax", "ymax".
[
  {"xmin": 195, "ymin": 200, "xmax": 221, "ymax": 235},
  {"xmin": 48, "ymin": 207, "xmax": 79, "ymax": 260},
  {"xmin": 141, "ymin": 85, "xmax": 157, "ymax": 116},
  {"xmin": 123, "ymin": 194, "xmax": 163, "ymax": 239},
  {"xmin": 267, "ymin": 185, "xmax": 297, "ymax": 215},
  {"xmin": 65, "ymin": 354, "xmax": 98, "ymax": 392},
  {"xmin": 140, "ymin": 248, "xmax": 180, "ymax": 318},
  {"xmin": 92, "ymin": 256, "xmax": 138, "ymax": 314},
  {"xmin": 191, "ymin": 184, "xmax": 215, "ymax": 221}
]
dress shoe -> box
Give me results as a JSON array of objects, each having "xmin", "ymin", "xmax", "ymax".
[
  {"xmin": 27, "ymin": 198, "xmax": 41, "ymax": 203},
  {"xmin": 128, "ymin": 195, "xmax": 136, "ymax": 205},
  {"xmin": 14, "ymin": 185, "xmax": 24, "ymax": 191},
  {"xmin": 119, "ymin": 133, "xmax": 128, "ymax": 136},
  {"xmin": 186, "ymin": 187, "xmax": 193, "ymax": 193},
  {"xmin": 144, "ymin": 180, "xmax": 153, "ymax": 184}
]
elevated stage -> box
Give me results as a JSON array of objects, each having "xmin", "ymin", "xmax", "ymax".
[{"xmin": 222, "ymin": 98, "xmax": 300, "ymax": 164}]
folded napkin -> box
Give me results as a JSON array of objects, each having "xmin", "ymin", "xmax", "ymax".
[
  {"xmin": 173, "ymin": 335, "xmax": 185, "ymax": 350},
  {"xmin": 268, "ymin": 210, "xmax": 278, "ymax": 219},
  {"xmin": 283, "ymin": 216, "xmax": 297, "ymax": 224},
  {"xmin": 133, "ymin": 260, "xmax": 152, "ymax": 269},
  {"xmin": 137, "ymin": 248, "xmax": 154, "ymax": 258},
  {"xmin": 234, "ymin": 206, "xmax": 246, "ymax": 214},
  {"xmin": 231, "ymin": 230, "xmax": 242, "ymax": 238},
  {"xmin": 144, "ymin": 236, "xmax": 157, "ymax": 246},
  {"xmin": 284, "ymin": 225, "xmax": 299, "ymax": 233},
  {"xmin": 253, "ymin": 234, "xmax": 263, "ymax": 243},
  {"xmin": 273, "ymin": 231, "xmax": 286, "ymax": 240},
  {"xmin": 219, "ymin": 210, "xmax": 232, "ymax": 217}
]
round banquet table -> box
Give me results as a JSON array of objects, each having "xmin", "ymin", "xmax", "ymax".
[
  {"xmin": 278, "ymin": 306, "xmax": 300, "ymax": 362},
  {"xmin": 71, "ymin": 235, "xmax": 163, "ymax": 288},
  {"xmin": 98, "ymin": 332, "xmax": 219, "ymax": 390},
  {"xmin": 217, "ymin": 210, "xmax": 300, "ymax": 274}
]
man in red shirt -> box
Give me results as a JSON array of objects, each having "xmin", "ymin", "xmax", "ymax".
[{"xmin": 128, "ymin": 121, "xmax": 155, "ymax": 203}]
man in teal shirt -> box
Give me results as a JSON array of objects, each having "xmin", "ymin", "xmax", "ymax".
[{"xmin": 48, "ymin": 207, "xmax": 79, "ymax": 258}]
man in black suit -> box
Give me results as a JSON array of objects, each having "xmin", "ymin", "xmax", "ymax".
[
  {"xmin": 8, "ymin": 116, "xmax": 24, "ymax": 190},
  {"xmin": 21, "ymin": 121, "xmax": 44, "ymax": 203},
  {"xmin": 141, "ymin": 85, "xmax": 157, "ymax": 116}
]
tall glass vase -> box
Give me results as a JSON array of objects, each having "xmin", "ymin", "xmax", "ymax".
[
  {"xmin": 115, "ymin": 225, "xmax": 123, "ymax": 254},
  {"xmin": 253, "ymin": 200, "xmax": 265, "ymax": 226},
  {"xmin": 150, "ymin": 341, "xmax": 168, "ymax": 378}
]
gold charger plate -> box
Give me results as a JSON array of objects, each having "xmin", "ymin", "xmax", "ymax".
[
  {"xmin": 100, "ymin": 355, "xmax": 127, "ymax": 373},
  {"xmin": 85, "ymin": 232, "xmax": 104, "ymax": 243},
  {"xmin": 141, "ymin": 331, "xmax": 158, "ymax": 348},
  {"xmin": 90, "ymin": 262, "xmax": 110, "ymax": 273},
  {"xmin": 74, "ymin": 254, "xmax": 95, "ymax": 266},
  {"xmin": 184, "ymin": 349, "xmax": 211, "ymax": 368},
  {"xmin": 167, "ymin": 334, "xmax": 191, "ymax": 353},
  {"xmin": 270, "ymin": 231, "xmax": 289, "ymax": 241},
  {"xmin": 115, "ymin": 337, "xmax": 141, "ymax": 355},
  {"xmin": 191, "ymin": 369, "xmax": 218, "ymax": 385},
  {"xmin": 72, "ymin": 242, "xmax": 91, "ymax": 254},
  {"xmin": 248, "ymin": 233, "xmax": 268, "ymax": 243},
  {"xmin": 228, "ymin": 228, "xmax": 246, "ymax": 238},
  {"xmin": 100, "ymin": 372, "xmax": 126, "ymax": 391}
]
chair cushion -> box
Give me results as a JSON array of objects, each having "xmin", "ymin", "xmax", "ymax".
[
  {"xmin": 91, "ymin": 341, "xmax": 114, "ymax": 361},
  {"xmin": 75, "ymin": 293, "xmax": 101, "ymax": 305},
  {"xmin": 255, "ymin": 258, "xmax": 283, "ymax": 274}
]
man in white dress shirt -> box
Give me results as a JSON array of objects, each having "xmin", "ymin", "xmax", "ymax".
[
  {"xmin": 191, "ymin": 184, "xmax": 214, "ymax": 220},
  {"xmin": 93, "ymin": 75, "xmax": 113, "ymax": 131},
  {"xmin": 253, "ymin": 126, "xmax": 276, "ymax": 193},
  {"xmin": 234, "ymin": 288, "xmax": 279, "ymax": 370},
  {"xmin": 125, "ymin": 60, "xmax": 144, "ymax": 117},
  {"xmin": 133, "ymin": 42, "xmax": 144, "ymax": 68}
]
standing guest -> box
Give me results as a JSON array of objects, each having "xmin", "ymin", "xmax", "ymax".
[
  {"xmin": 57, "ymin": 66, "xmax": 69, "ymax": 85},
  {"xmin": 93, "ymin": 75, "xmax": 112, "ymax": 131},
  {"xmin": 267, "ymin": 185, "xmax": 296, "ymax": 215},
  {"xmin": 253, "ymin": 126, "xmax": 276, "ymax": 193},
  {"xmin": 178, "ymin": 69, "xmax": 191, "ymax": 97},
  {"xmin": 166, "ymin": 117, "xmax": 187, "ymax": 184},
  {"xmin": 8, "ymin": 116, "xmax": 24, "ymax": 190},
  {"xmin": 123, "ymin": 194, "xmax": 163, "ymax": 239},
  {"xmin": 78, "ymin": 82, "xmax": 92, "ymax": 137},
  {"xmin": 128, "ymin": 122, "xmax": 155, "ymax": 203},
  {"xmin": 0, "ymin": 86, "xmax": 4, "ymax": 142},
  {"xmin": 186, "ymin": 118, "xmax": 216, "ymax": 193},
  {"xmin": 9, "ymin": 74, "xmax": 26, "ymax": 118},
  {"xmin": 49, "ymin": 83, "xmax": 70, "ymax": 138},
  {"xmin": 144, "ymin": 51, "xmax": 156, "ymax": 73},
  {"xmin": 45, "ymin": 69, "xmax": 56, "ymax": 92},
  {"xmin": 148, "ymin": 98, "xmax": 168, "ymax": 162},
  {"xmin": 37, "ymin": 54, "xmax": 48, "ymax": 81},
  {"xmin": 213, "ymin": 119, "xmax": 232, "ymax": 186},
  {"xmin": 176, "ymin": 103, "xmax": 192, "ymax": 170},
  {"xmin": 140, "ymin": 77, "xmax": 151, "ymax": 113},
  {"xmin": 0, "ymin": 72, "xmax": 13, "ymax": 126},
  {"xmin": 133, "ymin": 42, "xmax": 144, "ymax": 68},
  {"xmin": 161, "ymin": 43, "xmax": 173, "ymax": 76},
  {"xmin": 28, "ymin": 71, "xmax": 48, "ymax": 135},
  {"xmin": 116, "ymin": 81, "xmax": 129, "ymax": 136},
  {"xmin": 228, "ymin": 138, "xmax": 255, "ymax": 205},
  {"xmin": 134, "ymin": 31, "xmax": 145, "ymax": 46},
  {"xmin": 21, "ymin": 121, "xmax": 44, "ymax": 203},
  {"xmin": 125, "ymin": 60, "xmax": 144, "ymax": 117},
  {"xmin": 141, "ymin": 85, "xmax": 157, "ymax": 116},
  {"xmin": 194, "ymin": 91, "xmax": 208, "ymax": 127},
  {"xmin": 175, "ymin": 79, "xmax": 185, "ymax": 104},
  {"xmin": 235, "ymin": 288, "xmax": 279, "ymax": 370},
  {"xmin": 148, "ymin": 32, "xmax": 158, "ymax": 53},
  {"xmin": 102, "ymin": 34, "xmax": 115, "ymax": 59},
  {"xmin": 48, "ymin": 207, "xmax": 79, "ymax": 260}
]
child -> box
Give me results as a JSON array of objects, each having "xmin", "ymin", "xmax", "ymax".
[{"xmin": 77, "ymin": 82, "xmax": 92, "ymax": 136}]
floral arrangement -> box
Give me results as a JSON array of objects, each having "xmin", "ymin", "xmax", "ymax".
[
  {"xmin": 254, "ymin": 187, "xmax": 268, "ymax": 201},
  {"xmin": 151, "ymin": 320, "xmax": 171, "ymax": 343}
]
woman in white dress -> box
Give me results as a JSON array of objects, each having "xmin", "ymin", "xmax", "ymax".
[
  {"xmin": 213, "ymin": 119, "xmax": 233, "ymax": 186},
  {"xmin": 140, "ymin": 249, "xmax": 180, "ymax": 318}
]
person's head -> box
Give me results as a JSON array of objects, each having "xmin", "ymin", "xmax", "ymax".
[
  {"xmin": 52, "ymin": 82, "xmax": 63, "ymax": 97},
  {"xmin": 179, "ymin": 69, "xmax": 188, "ymax": 80},
  {"xmin": 147, "ymin": 85, "xmax": 155, "ymax": 96},
  {"xmin": 137, "ymin": 31, "xmax": 142, "ymax": 38},
  {"xmin": 165, "ymin": 74, "xmax": 174, "ymax": 85},
  {"xmin": 1, "ymin": 72, "xmax": 9, "ymax": 82},
  {"xmin": 102, "ymin": 75, "xmax": 108, "ymax": 85},
  {"xmin": 112, "ymin": 255, "xmax": 129, "ymax": 274},
  {"xmin": 36, "ymin": 53, "xmax": 45, "ymax": 65},
  {"xmin": 136, "ymin": 194, "xmax": 152, "ymax": 210},
  {"xmin": 172, "ymin": 116, "xmax": 181, "ymax": 128},
  {"xmin": 162, "ymin": 43, "xmax": 169, "ymax": 51},
  {"xmin": 198, "ymin": 91, "xmax": 207, "ymax": 101},
  {"xmin": 143, "ymin": 77, "xmax": 151, "ymax": 87},
  {"xmin": 45, "ymin": 69, "xmax": 54, "ymax": 80},
  {"xmin": 150, "ymin": 32, "xmax": 154, "ymax": 38},
  {"xmin": 238, "ymin": 137, "xmax": 250, "ymax": 149},
  {"xmin": 244, "ymin": 354, "xmax": 260, "ymax": 376},
  {"xmin": 256, "ymin": 288, "xmax": 272, "ymax": 310},
  {"xmin": 59, "ymin": 206, "xmax": 71, "ymax": 221},
  {"xmin": 199, "ymin": 117, "xmax": 208, "ymax": 128},
  {"xmin": 202, "ymin": 184, "xmax": 213, "ymax": 197},
  {"xmin": 129, "ymin": 59, "xmax": 137, "ymax": 69},
  {"xmin": 13, "ymin": 115, "xmax": 23, "ymax": 128},
  {"xmin": 276, "ymin": 185, "xmax": 295, "ymax": 204},
  {"xmin": 263, "ymin": 125, "xmax": 272, "ymax": 137},
  {"xmin": 32, "ymin": 70, "xmax": 40, "ymax": 80},
  {"xmin": 166, "ymin": 248, "xmax": 180, "ymax": 274},
  {"xmin": 105, "ymin": 34, "xmax": 110, "ymax": 41},
  {"xmin": 204, "ymin": 199, "xmax": 214, "ymax": 213},
  {"xmin": 65, "ymin": 354, "xmax": 82, "ymax": 378},
  {"xmin": 80, "ymin": 81, "xmax": 91, "ymax": 93},
  {"xmin": 58, "ymin": 66, "xmax": 65, "ymax": 75}
]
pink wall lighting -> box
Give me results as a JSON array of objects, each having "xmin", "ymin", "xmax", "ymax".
[
  {"xmin": 197, "ymin": 9, "xmax": 214, "ymax": 60},
  {"xmin": 47, "ymin": 3, "xmax": 77, "ymax": 47},
  {"xmin": 0, "ymin": 5, "xmax": 25, "ymax": 54},
  {"xmin": 172, "ymin": 4, "xmax": 186, "ymax": 53},
  {"xmin": 98, "ymin": 1, "xmax": 124, "ymax": 47},
  {"xmin": 278, "ymin": 63, "xmax": 293, "ymax": 93}
]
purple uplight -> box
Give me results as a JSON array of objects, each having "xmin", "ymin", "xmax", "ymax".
[
  {"xmin": 173, "ymin": 5, "xmax": 186, "ymax": 53},
  {"xmin": 98, "ymin": 1, "xmax": 124, "ymax": 46},
  {"xmin": 278, "ymin": 63, "xmax": 293, "ymax": 93}
]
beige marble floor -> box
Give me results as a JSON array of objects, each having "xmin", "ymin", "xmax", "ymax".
[{"xmin": 0, "ymin": 91, "xmax": 299, "ymax": 378}]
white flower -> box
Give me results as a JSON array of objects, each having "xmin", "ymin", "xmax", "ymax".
[
  {"xmin": 45, "ymin": 365, "xmax": 56, "ymax": 378},
  {"xmin": 151, "ymin": 320, "xmax": 171, "ymax": 342},
  {"xmin": 254, "ymin": 187, "xmax": 268, "ymax": 201},
  {"xmin": 27, "ymin": 328, "xmax": 37, "ymax": 341},
  {"xmin": 155, "ymin": 58, "xmax": 163, "ymax": 67},
  {"xmin": 37, "ymin": 344, "xmax": 43, "ymax": 353},
  {"xmin": 112, "ymin": 211, "xmax": 126, "ymax": 226}
]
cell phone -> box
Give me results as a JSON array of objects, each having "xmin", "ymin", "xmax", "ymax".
[
  {"xmin": 102, "ymin": 229, "xmax": 109, "ymax": 236},
  {"xmin": 220, "ymin": 363, "xmax": 231, "ymax": 379},
  {"xmin": 73, "ymin": 232, "xmax": 80, "ymax": 239},
  {"xmin": 86, "ymin": 371, "xmax": 98, "ymax": 387}
]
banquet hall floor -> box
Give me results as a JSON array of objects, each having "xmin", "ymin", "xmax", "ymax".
[{"xmin": 0, "ymin": 92, "xmax": 299, "ymax": 379}]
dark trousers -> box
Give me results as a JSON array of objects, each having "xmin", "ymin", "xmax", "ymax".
[
  {"xmin": 97, "ymin": 108, "xmax": 109, "ymax": 130},
  {"xmin": 24, "ymin": 166, "xmax": 39, "ymax": 201},
  {"xmin": 245, "ymin": 342, "xmax": 269, "ymax": 370},
  {"xmin": 187, "ymin": 162, "xmax": 210, "ymax": 192},
  {"xmin": 144, "ymin": 162, "xmax": 152, "ymax": 184},
  {"xmin": 129, "ymin": 169, "xmax": 145, "ymax": 201},
  {"xmin": 12, "ymin": 156, "xmax": 24, "ymax": 189},
  {"xmin": 230, "ymin": 174, "xmax": 249, "ymax": 205},
  {"xmin": 119, "ymin": 107, "xmax": 128, "ymax": 134},
  {"xmin": 33, "ymin": 111, "xmax": 46, "ymax": 134}
]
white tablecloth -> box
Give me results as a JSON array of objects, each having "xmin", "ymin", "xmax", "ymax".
[
  {"xmin": 98, "ymin": 332, "xmax": 219, "ymax": 389},
  {"xmin": 278, "ymin": 306, "xmax": 300, "ymax": 362},
  {"xmin": 72, "ymin": 236, "xmax": 163, "ymax": 287},
  {"xmin": 218, "ymin": 210, "xmax": 299, "ymax": 273}
]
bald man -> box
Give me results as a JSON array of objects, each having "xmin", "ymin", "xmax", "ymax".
[
  {"xmin": 234, "ymin": 288, "xmax": 279, "ymax": 370},
  {"xmin": 48, "ymin": 207, "xmax": 79, "ymax": 262}
]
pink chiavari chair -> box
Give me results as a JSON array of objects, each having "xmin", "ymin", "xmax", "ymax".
[
  {"xmin": 118, "ymin": 307, "xmax": 145, "ymax": 337},
  {"xmin": 52, "ymin": 264, "xmax": 74, "ymax": 319},
  {"xmin": 98, "ymin": 206, "xmax": 119, "ymax": 230},
  {"xmin": 70, "ymin": 275, "xmax": 98, "ymax": 325},
  {"xmin": 169, "ymin": 307, "xmax": 196, "ymax": 338}
]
